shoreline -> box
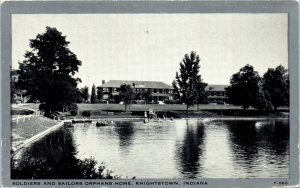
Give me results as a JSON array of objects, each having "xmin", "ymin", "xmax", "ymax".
[
  {"xmin": 13, "ymin": 116, "xmax": 289, "ymax": 154},
  {"xmin": 11, "ymin": 104, "xmax": 289, "ymax": 154},
  {"xmin": 69, "ymin": 116, "xmax": 289, "ymax": 122}
]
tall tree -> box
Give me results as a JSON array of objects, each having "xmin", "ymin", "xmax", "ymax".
[
  {"xmin": 141, "ymin": 90, "xmax": 152, "ymax": 104},
  {"xmin": 172, "ymin": 80, "xmax": 180, "ymax": 101},
  {"xmin": 174, "ymin": 51, "xmax": 207, "ymax": 115},
  {"xmin": 118, "ymin": 84, "xmax": 134, "ymax": 112},
  {"xmin": 263, "ymin": 65, "xmax": 289, "ymax": 111},
  {"xmin": 96, "ymin": 87, "xmax": 103, "ymax": 102},
  {"xmin": 11, "ymin": 69, "xmax": 19, "ymax": 103},
  {"xmin": 17, "ymin": 27, "xmax": 82, "ymax": 114},
  {"xmin": 226, "ymin": 64, "xmax": 266, "ymax": 110},
  {"xmin": 80, "ymin": 86, "xmax": 89, "ymax": 103},
  {"xmin": 194, "ymin": 79, "xmax": 208, "ymax": 111},
  {"xmin": 90, "ymin": 84, "xmax": 96, "ymax": 104}
]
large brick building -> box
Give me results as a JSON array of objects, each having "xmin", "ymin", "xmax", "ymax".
[
  {"xmin": 97, "ymin": 80, "xmax": 229, "ymax": 104},
  {"xmin": 205, "ymin": 85, "xmax": 229, "ymax": 104},
  {"xmin": 97, "ymin": 80, "xmax": 174, "ymax": 103}
]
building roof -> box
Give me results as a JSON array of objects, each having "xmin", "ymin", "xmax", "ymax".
[
  {"xmin": 98, "ymin": 80, "xmax": 173, "ymax": 89},
  {"xmin": 205, "ymin": 85, "xmax": 229, "ymax": 91}
]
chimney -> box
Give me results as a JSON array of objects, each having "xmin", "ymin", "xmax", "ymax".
[{"xmin": 102, "ymin": 80, "xmax": 105, "ymax": 84}]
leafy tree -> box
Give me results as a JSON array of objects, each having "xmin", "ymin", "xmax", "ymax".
[
  {"xmin": 80, "ymin": 86, "xmax": 89, "ymax": 103},
  {"xmin": 96, "ymin": 87, "xmax": 103, "ymax": 102},
  {"xmin": 263, "ymin": 65, "xmax": 289, "ymax": 111},
  {"xmin": 11, "ymin": 68, "xmax": 28, "ymax": 103},
  {"xmin": 172, "ymin": 80, "xmax": 180, "ymax": 100},
  {"xmin": 90, "ymin": 84, "xmax": 96, "ymax": 104},
  {"xmin": 226, "ymin": 64, "xmax": 267, "ymax": 110},
  {"xmin": 174, "ymin": 51, "xmax": 207, "ymax": 115},
  {"xmin": 141, "ymin": 90, "xmax": 152, "ymax": 104},
  {"xmin": 17, "ymin": 27, "xmax": 82, "ymax": 114},
  {"xmin": 194, "ymin": 80, "xmax": 208, "ymax": 110},
  {"xmin": 118, "ymin": 84, "xmax": 134, "ymax": 112}
]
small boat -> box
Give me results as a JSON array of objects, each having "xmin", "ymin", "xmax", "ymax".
[
  {"xmin": 72, "ymin": 119, "xmax": 92, "ymax": 124},
  {"xmin": 96, "ymin": 119, "xmax": 115, "ymax": 127},
  {"xmin": 96, "ymin": 121, "xmax": 107, "ymax": 127}
]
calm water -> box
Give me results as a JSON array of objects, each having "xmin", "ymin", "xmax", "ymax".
[{"xmin": 13, "ymin": 119, "xmax": 289, "ymax": 179}]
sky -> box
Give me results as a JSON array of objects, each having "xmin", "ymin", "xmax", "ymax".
[{"xmin": 12, "ymin": 14, "xmax": 288, "ymax": 88}]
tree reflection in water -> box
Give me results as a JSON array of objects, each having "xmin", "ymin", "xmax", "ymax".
[
  {"xmin": 226, "ymin": 121, "xmax": 260, "ymax": 167},
  {"xmin": 226, "ymin": 120, "xmax": 289, "ymax": 170},
  {"xmin": 175, "ymin": 120, "xmax": 205, "ymax": 178},
  {"xmin": 11, "ymin": 128, "xmax": 115, "ymax": 179},
  {"xmin": 114, "ymin": 121, "xmax": 135, "ymax": 147}
]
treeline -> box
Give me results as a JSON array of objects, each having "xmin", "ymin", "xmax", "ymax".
[
  {"xmin": 172, "ymin": 51, "xmax": 288, "ymax": 113},
  {"xmin": 12, "ymin": 26, "xmax": 289, "ymax": 116},
  {"xmin": 79, "ymin": 84, "xmax": 102, "ymax": 104},
  {"xmin": 226, "ymin": 64, "xmax": 288, "ymax": 111}
]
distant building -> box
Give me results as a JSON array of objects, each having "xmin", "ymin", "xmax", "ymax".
[
  {"xmin": 98, "ymin": 80, "xmax": 229, "ymax": 104},
  {"xmin": 205, "ymin": 85, "xmax": 229, "ymax": 104},
  {"xmin": 97, "ymin": 80, "xmax": 174, "ymax": 103}
]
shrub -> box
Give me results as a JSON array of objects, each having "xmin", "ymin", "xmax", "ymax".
[
  {"xmin": 65, "ymin": 103, "xmax": 78, "ymax": 112},
  {"xmin": 39, "ymin": 103, "xmax": 46, "ymax": 111},
  {"xmin": 82, "ymin": 110, "xmax": 91, "ymax": 117},
  {"xmin": 70, "ymin": 109, "xmax": 78, "ymax": 116}
]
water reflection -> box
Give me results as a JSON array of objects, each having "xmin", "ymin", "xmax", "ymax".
[
  {"xmin": 12, "ymin": 119, "xmax": 289, "ymax": 179},
  {"xmin": 12, "ymin": 129, "xmax": 78, "ymax": 179},
  {"xmin": 226, "ymin": 120, "xmax": 289, "ymax": 177},
  {"xmin": 226, "ymin": 121, "xmax": 260, "ymax": 167},
  {"xmin": 175, "ymin": 120, "xmax": 205, "ymax": 178},
  {"xmin": 11, "ymin": 128, "xmax": 114, "ymax": 179},
  {"xmin": 114, "ymin": 122, "xmax": 135, "ymax": 147}
]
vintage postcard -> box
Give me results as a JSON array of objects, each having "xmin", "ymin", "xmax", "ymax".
[{"xmin": 1, "ymin": 1, "xmax": 299, "ymax": 187}]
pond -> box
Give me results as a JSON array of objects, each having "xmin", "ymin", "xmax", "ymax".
[{"xmin": 12, "ymin": 118, "xmax": 289, "ymax": 179}]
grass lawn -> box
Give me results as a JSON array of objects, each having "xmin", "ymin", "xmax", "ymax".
[
  {"xmin": 12, "ymin": 103, "xmax": 40, "ymax": 111},
  {"xmin": 77, "ymin": 103, "xmax": 242, "ymax": 112},
  {"xmin": 76, "ymin": 103, "xmax": 289, "ymax": 119},
  {"xmin": 11, "ymin": 116, "xmax": 58, "ymax": 148}
]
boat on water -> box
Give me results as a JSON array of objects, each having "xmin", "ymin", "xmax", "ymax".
[
  {"xmin": 72, "ymin": 119, "xmax": 92, "ymax": 124},
  {"xmin": 96, "ymin": 121, "xmax": 108, "ymax": 127},
  {"xmin": 96, "ymin": 120, "xmax": 114, "ymax": 127}
]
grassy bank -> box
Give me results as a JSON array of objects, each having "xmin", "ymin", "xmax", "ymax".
[
  {"xmin": 12, "ymin": 116, "xmax": 58, "ymax": 148},
  {"xmin": 13, "ymin": 103, "xmax": 288, "ymax": 119},
  {"xmin": 75, "ymin": 103, "xmax": 288, "ymax": 119},
  {"xmin": 77, "ymin": 103, "xmax": 243, "ymax": 112}
]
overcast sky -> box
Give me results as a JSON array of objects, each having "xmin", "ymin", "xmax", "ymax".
[{"xmin": 12, "ymin": 14, "xmax": 288, "ymax": 88}]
